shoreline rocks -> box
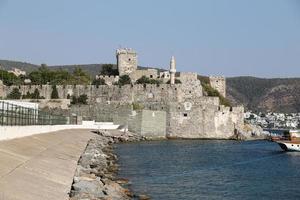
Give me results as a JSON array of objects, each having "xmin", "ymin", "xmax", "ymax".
[
  {"xmin": 69, "ymin": 128, "xmax": 269, "ymax": 199},
  {"xmin": 233, "ymin": 123, "xmax": 269, "ymax": 140},
  {"xmin": 69, "ymin": 130, "xmax": 146, "ymax": 200}
]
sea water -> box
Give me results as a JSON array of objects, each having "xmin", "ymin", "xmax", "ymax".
[{"xmin": 115, "ymin": 139, "xmax": 300, "ymax": 200}]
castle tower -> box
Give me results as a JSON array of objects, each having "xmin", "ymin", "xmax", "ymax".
[
  {"xmin": 116, "ymin": 48, "xmax": 137, "ymax": 76},
  {"xmin": 209, "ymin": 76, "xmax": 226, "ymax": 97},
  {"xmin": 169, "ymin": 56, "xmax": 176, "ymax": 85}
]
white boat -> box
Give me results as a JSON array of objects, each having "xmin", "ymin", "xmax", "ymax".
[{"xmin": 275, "ymin": 130, "xmax": 300, "ymax": 152}]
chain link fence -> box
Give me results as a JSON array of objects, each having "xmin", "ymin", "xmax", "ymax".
[{"xmin": 0, "ymin": 101, "xmax": 68, "ymax": 126}]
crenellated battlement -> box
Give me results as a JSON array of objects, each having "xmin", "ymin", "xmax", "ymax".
[
  {"xmin": 116, "ymin": 48, "xmax": 136, "ymax": 55},
  {"xmin": 95, "ymin": 75, "xmax": 119, "ymax": 86}
]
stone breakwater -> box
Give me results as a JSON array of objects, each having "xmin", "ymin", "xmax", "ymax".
[{"xmin": 69, "ymin": 130, "xmax": 149, "ymax": 200}]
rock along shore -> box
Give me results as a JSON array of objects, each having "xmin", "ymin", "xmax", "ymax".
[
  {"xmin": 69, "ymin": 127, "xmax": 268, "ymax": 200},
  {"xmin": 69, "ymin": 130, "xmax": 149, "ymax": 200}
]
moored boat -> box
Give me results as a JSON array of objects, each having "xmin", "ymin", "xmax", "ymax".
[{"xmin": 275, "ymin": 130, "xmax": 300, "ymax": 152}]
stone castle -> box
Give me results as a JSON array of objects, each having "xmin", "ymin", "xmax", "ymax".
[{"xmin": 0, "ymin": 48, "xmax": 244, "ymax": 139}]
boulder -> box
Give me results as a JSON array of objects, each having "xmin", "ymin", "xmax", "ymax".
[
  {"xmin": 103, "ymin": 181, "xmax": 131, "ymax": 200},
  {"xmin": 72, "ymin": 180, "xmax": 105, "ymax": 198},
  {"xmin": 236, "ymin": 123, "xmax": 268, "ymax": 140}
]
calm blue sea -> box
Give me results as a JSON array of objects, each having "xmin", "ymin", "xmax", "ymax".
[{"xmin": 115, "ymin": 139, "xmax": 300, "ymax": 200}]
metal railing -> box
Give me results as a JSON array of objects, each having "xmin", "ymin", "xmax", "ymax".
[{"xmin": 0, "ymin": 101, "xmax": 68, "ymax": 126}]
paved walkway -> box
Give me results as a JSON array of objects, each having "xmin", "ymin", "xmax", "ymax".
[{"xmin": 0, "ymin": 129, "xmax": 95, "ymax": 200}]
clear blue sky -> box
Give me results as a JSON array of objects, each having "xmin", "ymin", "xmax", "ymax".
[{"xmin": 0, "ymin": 0, "xmax": 300, "ymax": 77}]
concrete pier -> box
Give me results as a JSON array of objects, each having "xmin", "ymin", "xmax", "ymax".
[{"xmin": 0, "ymin": 129, "xmax": 95, "ymax": 200}]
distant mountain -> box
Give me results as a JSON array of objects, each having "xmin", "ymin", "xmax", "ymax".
[
  {"xmin": 1, "ymin": 60, "xmax": 300, "ymax": 113},
  {"xmin": 0, "ymin": 60, "xmax": 160, "ymax": 76},
  {"xmin": 50, "ymin": 64, "xmax": 110, "ymax": 75},
  {"xmin": 227, "ymin": 77, "xmax": 300, "ymax": 113},
  {"xmin": 0, "ymin": 60, "xmax": 39, "ymax": 72},
  {"xmin": 0, "ymin": 60, "xmax": 109, "ymax": 76}
]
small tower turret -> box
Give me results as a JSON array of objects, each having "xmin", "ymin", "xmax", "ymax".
[
  {"xmin": 169, "ymin": 56, "xmax": 176, "ymax": 85},
  {"xmin": 116, "ymin": 48, "xmax": 137, "ymax": 76}
]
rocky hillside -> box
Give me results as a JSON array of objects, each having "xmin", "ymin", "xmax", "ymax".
[{"xmin": 227, "ymin": 77, "xmax": 300, "ymax": 113}]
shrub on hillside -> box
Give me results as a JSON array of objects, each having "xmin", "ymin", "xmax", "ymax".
[
  {"xmin": 197, "ymin": 75, "xmax": 210, "ymax": 85},
  {"xmin": 202, "ymin": 83, "xmax": 232, "ymax": 107}
]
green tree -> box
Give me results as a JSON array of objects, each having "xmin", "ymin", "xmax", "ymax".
[
  {"xmin": 136, "ymin": 76, "xmax": 162, "ymax": 85},
  {"xmin": 136, "ymin": 76, "xmax": 149, "ymax": 84},
  {"xmin": 0, "ymin": 70, "xmax": 21, "ymax": 86},
  {"xmin": 22, "ymin": 91, "xmax": 32, "ymax": 99},
  {"xmin": 92, "ymin": 78, "xmax": 106, "ymax": 86},
  {"xmin": 28, "ymin": 71, "xmax": 42, "ymax": 85},
  {"xmin": 32, "ymin": 88, "xmax": 41, "ymax": 99},
  {"xmin": 28, "ymin": 66, "xmax": 54, "ymax": 85},
  {"xmin": 51, "ymin": 69, "xmax": 72, "ymax": 85},
  {"xmin": 7, "ymin": 88, "xmax": 22, "ymax": 99},
  {"xmin": 39, "ymin": 65, "xmax": 53, "ymax": 84},
  {"xmin": 28, "ymin": 66, "xmax": 75, "ymax": 85},
  {"xmin": 72, "ymin": 67, "xmax": 91, "ymax": 85},
  {"xmin": 22, "ymin": 88, "xmax": 44, "ymax": 99},
  {"xmin": 51, "ymin": 85, "xmax": 59, "ymax": 99},
  {"xmin": 117, "ymin": 75, "xmax": 131, "ymax": 86},
  {"xmin": 100, "ymin": 64, "xmax": 118, "ymax": 76}
]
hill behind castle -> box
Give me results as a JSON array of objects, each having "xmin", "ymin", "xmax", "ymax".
[
  {"xmin": 0, "ymin": 60, "xmax": 158, "ymax": 75},
  {"xmin": 227, "ymin": 76, "xmax": 300, "ymax": 113}
]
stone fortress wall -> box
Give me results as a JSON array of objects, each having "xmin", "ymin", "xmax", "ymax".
[
  {"xmin": 123, "ymin": 110, "xmax": 167, "ymax": 139},
  {"xmin": 1, "ymin": 83, "xmax": 204, "ymax": 104},
  {"xmin": 0, "ymin": 84, "xmax": 242, "ymax": 139},
  {"xmin": 0, "ymin": 48, "xmax": 243, "ymax": 139},
  {"xmin": 131, "ymin": 68, "xmax": 159, "ymax": 81}
]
